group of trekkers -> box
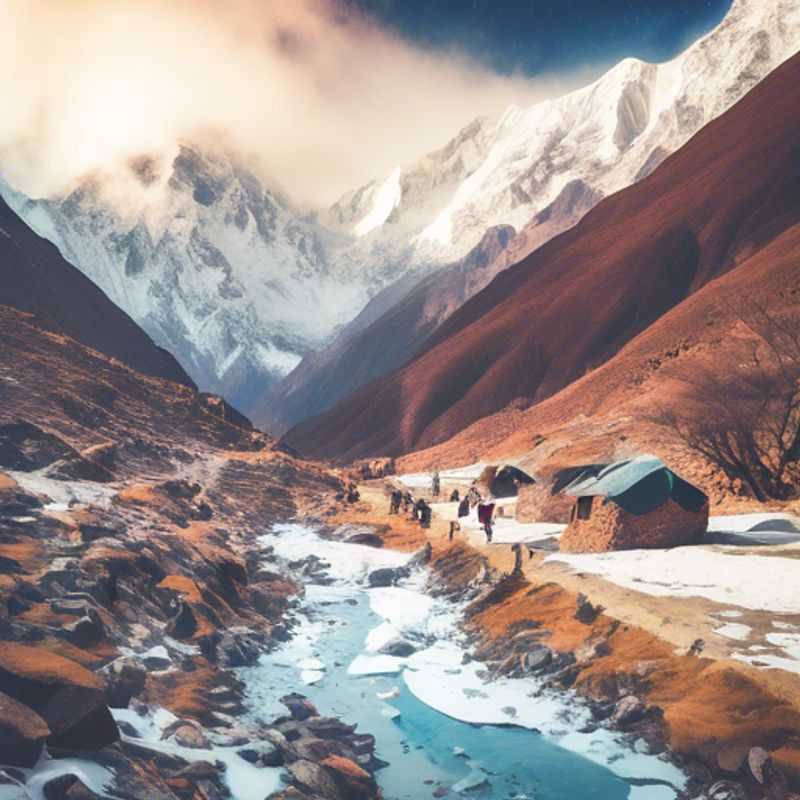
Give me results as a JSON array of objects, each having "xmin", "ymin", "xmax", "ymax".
[
  {"xmin": 388, "ymin": 470, "xmax": 496, "ymax": 543},
  {"xmin": 388, "ymin": 487, "xmax": 433, "ymax": 528}
]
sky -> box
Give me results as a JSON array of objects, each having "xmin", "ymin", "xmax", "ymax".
[
  {"xmin": 0, "ymin": 0, "xmax": 732, "ymax": 209},
  {"xmin": 351, "ymin": 1, "xmax": 732, "ymax": 76}
]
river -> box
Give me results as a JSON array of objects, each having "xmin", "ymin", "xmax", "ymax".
[{"xmin": 236, "ymin": 523, "xmax": 687, "ymax": 800}]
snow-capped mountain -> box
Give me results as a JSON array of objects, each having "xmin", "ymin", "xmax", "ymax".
[
  {"xmin": 1, "ymin": 146, "xmax": 422, "ymax": 409},
  {"xmin": 334, "ymin": 0, "xmax": 799, "ymax": 267},
  {"xmin": 2, "ymin": 0, "xmax": 797, "ymax": 423}
]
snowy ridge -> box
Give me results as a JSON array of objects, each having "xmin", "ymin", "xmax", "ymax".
[{"xmin": 334, "ymin": 0, "xmax": 799, "ymax": 264}]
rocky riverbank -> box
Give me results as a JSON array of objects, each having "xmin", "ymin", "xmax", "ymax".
[{"xmin": 0, "ymin": 427, "xmax": 390, "ymax": 800}]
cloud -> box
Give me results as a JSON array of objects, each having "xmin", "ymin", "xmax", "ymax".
[{"xmin": 0, "ymin": 0, "xmax": 590, "ymax": 207}]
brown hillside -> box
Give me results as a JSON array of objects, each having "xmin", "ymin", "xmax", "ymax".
[
  {"xmin": 0, "ymin": 195, "xmax": 193, "ymax": 388},
  {"xmin": 283, "ymin": 51, "xmax": 800, "ymax": 462}
]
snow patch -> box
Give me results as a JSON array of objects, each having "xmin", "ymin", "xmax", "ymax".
[
  {"xmin": 112, "ymin": 707, "xmax": 282, "ymax": 800},
  {"xmin": 548, "ymin": 545, "xmax": 800, "ymax": 614},
  {"xmin": 714, "ymin": 623, "xmax": 752, "ymax": 641},
  {"xmin": 354, "ymin": 167, "xmax": 402, "ymax": 237}
]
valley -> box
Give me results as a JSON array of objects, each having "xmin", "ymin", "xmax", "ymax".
[{"xmin": 1, "ymin": 0, "xmax": 800, "ymax": 798}]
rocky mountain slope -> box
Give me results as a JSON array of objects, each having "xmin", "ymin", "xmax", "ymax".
[
  {"xmin": 0, "ymin": 148, "xmax": 360, "ymax": 413},
  {"xmin": 282, "ymin": 50, "xmax": 800, "ymax": 462},
  {"xmin": 0, "ymin": 195, "xmax": 191, "ymax": 388},
  {"xmin": 261, "ymin": 0, "xmax": 799, "ymax": 431},
  {"xmin": 4, "ymin": 0, "xmax": 797, "ymax": 426}
]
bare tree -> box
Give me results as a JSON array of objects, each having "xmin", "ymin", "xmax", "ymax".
[{"xmin": 656, "ymin": 301, "xmax": 800, "ymax": 502}]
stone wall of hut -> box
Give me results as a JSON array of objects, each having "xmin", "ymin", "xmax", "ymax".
[
  {"xmin": 559, "ymin": 495, "xmax": 709, "ymax": 553},
  {"xmin": 516, "ymin": 482, "xmax": 574, "ymax": 524}
]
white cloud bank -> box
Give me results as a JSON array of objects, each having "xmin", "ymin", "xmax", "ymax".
[{"xmin": 0, "ymin": 0, "xmax": 590, "ymax": 207}]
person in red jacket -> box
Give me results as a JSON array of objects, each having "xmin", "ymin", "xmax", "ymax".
[{"xmin": 478, "ymin": 502, "xmax": 495, "ymax": 543}]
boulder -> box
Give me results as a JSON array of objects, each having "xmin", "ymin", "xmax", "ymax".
[
  {"xmin": 378, "ymin": 639, "xmax": 417, "ymax": 658},
  {"xmin": 406, "ymin": 542, "xmax": 432, "ymax": 569},
  {"xmin": 162, "ymin": 720, "xmax": 210, "ymax": 749},
  {"xmin": 706, "ymin": 780, "xmax": 746, "ymax": 800},
  {"xmin": 287, "ymin": 759, "xmax": 340, "ymax": 798},
  {"xmin": 611, "ymin": 695, "xmax": 646, "ymax": 728},
  {"xmin": 237, "ymin": 740, "xmax": 283, "ymax": 767},
  {"xmin": 0, "ymin": 643, "xmax": 119, "ymax": 750},
  {"xmin": 251, "ymin": 584, "xmax": 294, "ymax": 619},
  {"xmin": 748, "ymin": 746, "xmax": 772, "ymax": 785},
  {"xmin": 303, "ymin": 717, "xmax": 357, "ymax": 739},
  {"xmin": 321, "ymin": 755, "xmax": 376, "ymax": 800},
  {"xmin": 281, "ymin": 693, "xmax": 318, "ymax": 722},
  {"xmin": 77, "ymin": 513, "xmax": 125, "ymax": 544},
  {"xmin": 574, "ymin": 593, "xmax": 603, "ymax": 625},
  {"xmin": 367, "ymin": 566, "xmax": 409, "ymax": 588},
  {"xmin": 64, "ymin": 613, "xmax": 105, "ymax": 648},
  {"xmin": 165, "ymin": 600, "xmax": 198, "ymax": 640},
  {"xmin": 522, "ymin": 646, "xmax": 553, "ymax": 673},
  {"xmin": 170, "ymin": 761, "xmax": 219, "ymax": 782},
  {"xmin": 43, "ymin": 775, "xmax": 102, "ymax": 800},
  {"xmin": 102, "ymin": 659, "xmax": 147, "ymax": 708},
  {"xmin": 47, "ymin": 704, "xmax": 120, "ymax": 752},
  {"xmin": 0, "ymin": 690, "xmax": 51, "ymax": 767},
  {"xmin": 344, "ymin": 531, "xmax": 384, "ymax": 548}
]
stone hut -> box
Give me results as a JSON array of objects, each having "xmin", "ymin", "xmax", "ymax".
[
  {"xmin": 477, "ymin": 464, "xmax": 535, "ymax": 499},
  {"xmin": 559, "ymin": 456, "xmax": 708, "ymax": 553},
  {"xmin": 517, "ymin": 463, "xmax": 606, "ymax": 523}
]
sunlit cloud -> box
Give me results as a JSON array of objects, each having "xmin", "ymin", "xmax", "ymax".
[{"xmin": 0, "ymin": 0, "xmax": 592, "ymax": 207}]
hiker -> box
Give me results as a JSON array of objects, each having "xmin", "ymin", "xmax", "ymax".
[
  {"xmin": 402, "ymin": 491, "xmax": 413, "ymax": 513},
  {"xmin": 346, "ymin": 482, "xmax": 360, "ymax": 504},
  {"xmin": 511, "ymin": 543, "xmax": 523, "ymax": 576},
  {"xmin": 389, "ymin": 489, "xmax": 402, "ymax": 514},
  {"xmin": 413, "ymin": 497, "xmax": 426, "ymax": 521},
  {"xmin": 467, "ymin": 484, "xmax": 482, "ymax": 508},
  {"xmin": 431, "ymin": 471, "xmax": 440, "ymax": 497},
  {"xmin": 420, "ymin": 500, "xmax": 432, "ymax": 529},
  {"xmin": 457, "ymin": 496, "xmax": 470, "ymax": 521},
  {"xmin": 478, "ymin": 501, "xmax": 495, "ymax": 543},
  {"xmin": 450, "ymin": 488, "xmax": 460, "ymax": 503}
]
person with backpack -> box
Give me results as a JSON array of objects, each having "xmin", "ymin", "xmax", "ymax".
[
  {"xmin": 478, "ymin": 501, "xmax": 495, "ymax": 543},
  {"xmin": 420, "ymin": 500, "xmax": 432, "ymax": 529}
]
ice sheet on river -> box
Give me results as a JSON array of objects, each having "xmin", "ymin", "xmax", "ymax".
[{"xmin": 402, "ymin": 641, "xmax": 686, "ymax": 793}]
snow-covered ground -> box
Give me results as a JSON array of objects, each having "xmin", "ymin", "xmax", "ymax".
[
  {"xmin": 9, "ymin": 469, "xmax": 118, "ymax": 511},
  {"xmin": 432, "ymin": 499, "xmax": 565, "ymax": 545},
  {"xmin": 547, "ymin": 513, "xmax": 800, "ymax": 674},
  {"xmin": 547, "ymin": 513, "xmax": 800, "ymax": 611},
  {"xmin": 397, "ymin": 462, "xmax": 486, "ymax": 489},
  {"xmin": 548, "ymin": 546, "xmax": 800, "ymax": 613}
]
